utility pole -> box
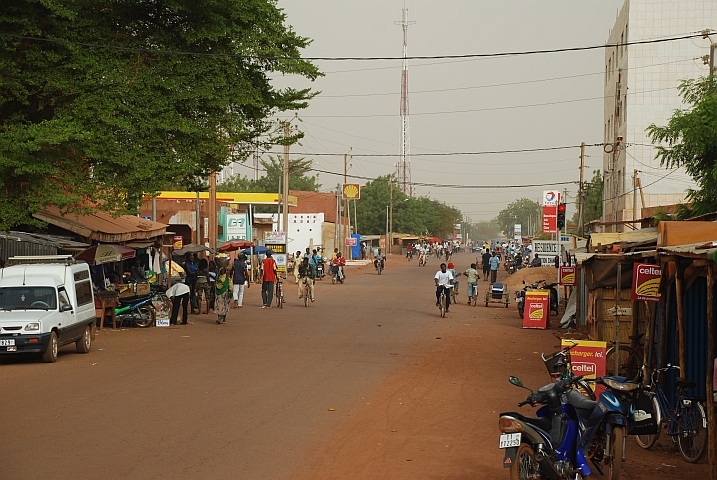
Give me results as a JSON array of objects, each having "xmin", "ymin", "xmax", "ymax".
[
  {"xmin": 611, "ymin": 70, "xmax": 623, "ymax": 233},
  {"xmin": 578, "ymin": 142, "xmax": 586, "ymax": 237},
  {"xmin": 283, "ymin": 121, "xmax": 290, "ymax": 239},
  {"xmin": 389, "ymin": 178, "xmax": 394, "ymax": 254},
  {"xmin": 632, "ymin": 169, "xmax": 637, "ymax": 227},
  {"xmin": 701, "ymin": 29, "xmax": 716, "ymax": 75},
  {"xmin": 209, "ymin": 170, "xmax": 217, "ymax": 251}
]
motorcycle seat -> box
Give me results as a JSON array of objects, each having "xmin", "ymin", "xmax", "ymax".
[
  {"xmin": 500, "ymin": 411, "xmax": 552, "ymax": 433},
  {"xmin": 566, "ymin": 389, "xmax": 597, "ymax": 419},
  {"xmin": 676, "ymin": 377, "xmax": 696, "ymax": 389}
]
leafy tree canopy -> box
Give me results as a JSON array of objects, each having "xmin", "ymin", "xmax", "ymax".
[
  {"xmin": 647, "ymin": 75, "xmax": 717, "ymax": 217},
  {"xmin": 0, "ymin": 0, "xmax": 320, "ymax": 229},
  {"xmin": 496, "ymin": 198, "xmax": 541, "ymax": 237},
  {"xmin": 354, "ymin": 176, "xmax": 461, "ymax": 238},
  {"xmin": 218, "ymin": 156, "xmax": 320, "ymax": 193}
]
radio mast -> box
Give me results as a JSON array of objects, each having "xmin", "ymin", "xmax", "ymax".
[{"xmin": 395, "ymin": 7, "xmax": 415, "ymax": 196}]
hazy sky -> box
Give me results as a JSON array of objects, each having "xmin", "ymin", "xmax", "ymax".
[{"xmin": 262, "ymin": 0, "xmax": 633, "ymax": 221}]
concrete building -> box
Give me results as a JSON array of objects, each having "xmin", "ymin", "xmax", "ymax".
[{"xmin": 603, "ymin": 0, "xmax": 716, "ymax": 232}]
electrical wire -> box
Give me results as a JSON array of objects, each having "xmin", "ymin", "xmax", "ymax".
[{"xmin": 1, "ymin": 31, "xmax": 710, "ymax": 60}]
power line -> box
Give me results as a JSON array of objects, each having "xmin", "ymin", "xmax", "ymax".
[
  {"xmin": 266, "ymin": 144, "xmax": 608, "ymax": 157},
  {"xmin": 2, "ymin": 31, "xmax": 710, "ymax": 60}
]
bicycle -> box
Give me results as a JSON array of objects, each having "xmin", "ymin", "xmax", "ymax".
[
  {"xmin": 450, "ymin": 283, "xmax": 458, "ymax": 305},
  {"xmin": 635, "ymin": 364, "xmax": 708, "ymax": 463},
  {"xmin": 542, "ymin": 340, "xmax": 596, "ymax": 400},
  {"xmin": 302, "ymin": 278, "xmax": 310, "ymax": 307},
  {"xmin": 468, "ymin": 283, "xmax": 478, "ymax": 307},
  {"xmin": 438, "ymin": 284, "xmax": 453, "ymax": 318},
  {"xmin": 275, "ymin": 278, "xmax": 284, "ymax": 309},
  {"xmin": 605, "ymin": 333, "xmax": 646, "ymax": 381}
]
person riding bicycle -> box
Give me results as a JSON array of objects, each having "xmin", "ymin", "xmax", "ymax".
[
  {"xmin": 418, "ymin": 248, "xmax": 427, "ymax": 265},
  {"xmin": 434, "ymin": 263, "xmax": 454, "ymax": 313},
  {"xmin": 447, "ymin": 262, "xmax": 459, "ymax": 299},
  {"xmin": 374, "ymin": 248, "xmax": 386, "ymax": 270},
  {"xmin": 297, "ymin": 257, "xmax": 316, "ymax": 302},
  {"xmin": 462, "ymin": 263, "xmax": 480, "ymax": 303}
]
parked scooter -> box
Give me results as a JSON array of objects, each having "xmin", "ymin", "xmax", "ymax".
[
  {"xmin": 499, "ymin": 375, "xmax": 591, "ymax": 479},
  {"xmin": 515, "ymin": 279, "xmax": 544, "ymax": 319}
]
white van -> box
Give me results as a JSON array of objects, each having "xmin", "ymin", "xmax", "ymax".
[{"xmin": 0, "ymin": 256, "xmax": 96, "ymax": 363}]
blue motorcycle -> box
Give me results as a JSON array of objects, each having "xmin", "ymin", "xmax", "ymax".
[
  {"xmin": 499, "ymin": 376, "xmax": 591, "ymax": 479},
  {"xmin": 567, "ymin": 376, "xmax": 644, "ymax": 480}
]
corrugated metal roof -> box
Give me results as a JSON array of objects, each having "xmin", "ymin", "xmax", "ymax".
[
  {"xmin": 33, "ymin": 206, "xmax": 167, "ymax": 242},
  {"xmin": 657, "ymin": 242, "xmax": 717, "ymax": 257}
]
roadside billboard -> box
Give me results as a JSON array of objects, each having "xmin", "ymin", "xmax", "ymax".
[
  {"xmin": 559, "ymin": 266, "xmax": 576, "ymax": 286},
  {"xmin": 542, "ymin": 190, "xmax": 560, "ymax": 234}
]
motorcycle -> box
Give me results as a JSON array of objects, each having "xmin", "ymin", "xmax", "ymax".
[
  {"xmin": 570, "ymin": 376, "xmax": 643, "ymax": 479},
  {"xmin": 374, "ymin": 258, "xmax": 384, "ymax": 275},
  {"xmin": 316, "ymin": 261, "xmax": 325, "ymax": 280},
  {"xmin": 331, "ymin": 264, "xmax": 345, "ymax": 284},
  {"xmin": 114, "ymin": 293, "xmax": 158, "ymax": 328},
  {"xmin": 515, "ymin": 280, "xmax": 543, "ymax": 319},
  {"xmin": 499, "ymin": 375, "xmax": 591, "ymax": 479}
]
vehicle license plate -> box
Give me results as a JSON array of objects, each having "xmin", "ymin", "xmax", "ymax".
[
  {"xmin": 499, "ymin": 433, "xmax": 521, "ymax": 448},
  {"xmin": 6, "ymin": 346, "xmax": 17, "ymax": 352},
  {"xmin": 0, "ymin": 339, "xmax": 16, "ymax": 346}
]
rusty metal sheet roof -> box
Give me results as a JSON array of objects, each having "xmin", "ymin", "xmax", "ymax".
[{"xmin": 34, "ymin": 206, "xmax": 167, "ymax": 243}]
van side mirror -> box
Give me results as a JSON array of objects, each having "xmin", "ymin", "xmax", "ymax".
[{"xmin": 61, "ymin": 304, "xmax": 73, "ymax": 312}]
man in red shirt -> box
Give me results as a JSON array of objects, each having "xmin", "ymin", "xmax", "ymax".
[{"xmin": 261, "ymin": 250, "xmax": 278, "ymax": 308}]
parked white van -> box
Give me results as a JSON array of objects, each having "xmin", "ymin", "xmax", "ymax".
[{"xmin": 0, "ymin": 256, "xmax": 96, "ymax": 362}]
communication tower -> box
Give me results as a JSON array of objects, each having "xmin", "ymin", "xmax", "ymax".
[{"xmin": 395, "ymin": 7, "xmax": 415, "ymax": 196}]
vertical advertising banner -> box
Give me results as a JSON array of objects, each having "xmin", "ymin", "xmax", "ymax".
[
  {"xmin": 514, "ymin": 223, "xmax": 522, "ymax": 240},
  {"xmin": 632, "ymin": 263, "xmax": 661, "ymax": 302},
  {"xmin": 559, "ymin": 266, "xmax": 577, "ymax": 286},
  {"xmin": 523, "ymin": 290, "xmax": 550, "ymax": 329},
  {"xmin": 561, "ymin": 339, "xmax": 607, "ymax": 396},
  {"xmin": 172, "ymin": 235, "xmax": 183, "ymax": 250},
  {"xmin": 226, "ymin": 213, "xmax": 250, "ymax": 241},
  {"xmin": 542, "ymin": 190, "xmax": 560, "ymax": 234}
]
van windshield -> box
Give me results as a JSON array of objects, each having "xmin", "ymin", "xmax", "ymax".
[{"xmin": 0, "ymin": 287, "xmax": 57, "ymax": 310}]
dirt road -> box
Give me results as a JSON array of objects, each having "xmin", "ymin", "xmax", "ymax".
[{"xmin": 1, "ymin": 253, "xmax": 707, "ymax": 479}]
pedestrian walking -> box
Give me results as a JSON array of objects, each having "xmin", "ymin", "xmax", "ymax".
[
  {"xmin": 181, "ymin": 253, "xmax": 198, "ymax": 314},
  {"xmin": 195, "ymin": 258, "xmax": 211, "ymax": 314},
  {"xmin": 232, "ymin": 254, "xmax": 249, "ymax": 308},
  {"xmin": 489, "ymin": 251, "xmax": 501, "ymax": 284},
  {"xmin": 214, "ymin": 267, "xmax": 231, "ymax": 324},
  {"xmin": 481, "ymin": 248, "xmax": 491, "ymax": 281},
  {"xmin": 261, "ymin": 250, "xmax": 278, "ymax": 308},
  {"xmin": 166, "ymin": 281, "xmax": 190, "ymax": 325}
]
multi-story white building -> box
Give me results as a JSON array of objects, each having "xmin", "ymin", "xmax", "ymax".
[{"xmin": 603, "ymin": 0, "xmax": 716, "ymax": 231}]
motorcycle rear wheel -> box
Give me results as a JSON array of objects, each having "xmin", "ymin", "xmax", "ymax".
[
  {"xmin": 510, "ymin": 444, "xmax": 539, "ymax": 480},
  {"xmin": 135, "ymin": 307, "xmax": 154, "ymax": 328}
]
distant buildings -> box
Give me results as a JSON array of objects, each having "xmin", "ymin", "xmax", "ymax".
[{"xmin": 603, "ymin": 0, "xmax": 716, "ymax": 231}]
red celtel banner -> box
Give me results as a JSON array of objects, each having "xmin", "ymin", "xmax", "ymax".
[
  {"xmin": 559, "ymin": 266, "xmax": 576, "ymax": 286},
  {"xmin": 632, "ymin": 263, "xmax": 661, "ymax": 302}
]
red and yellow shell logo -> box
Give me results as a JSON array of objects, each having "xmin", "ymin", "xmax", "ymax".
[{"xmin": 342, "ymin": 183, "xmax": 360, "ymax": 199}]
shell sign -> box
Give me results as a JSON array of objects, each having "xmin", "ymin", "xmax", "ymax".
[
  {"xmin": 342, "ymin": 183, "xmax": 361, "ymax": 200},
  {"xmin": 632, "ymin": 263, "xmax": 661, "ymax": 302}
]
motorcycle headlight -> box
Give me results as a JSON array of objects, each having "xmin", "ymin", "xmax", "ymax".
[
  {"xmin": 24, "ymin": 322, "xmax": 40, "ymax": 331},
  {"xmin": 603, "ymin": 377, "xmax": 639, "ymax": 391}
]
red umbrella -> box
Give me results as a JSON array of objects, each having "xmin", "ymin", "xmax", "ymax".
[
  {"xmin": 426, "ymin": 237, "xmax": 442, "ymax": 243},
  {"xmin": 75, "ymin": 244, "xmax": 136, "ymax": 265},
  {"xmin": 217, "ymin": 240, "xmax": 253, "ymax": 252}
]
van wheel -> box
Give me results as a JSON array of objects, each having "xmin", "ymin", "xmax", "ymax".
[
  {"xmin": 42, "ymin": 331, "xmax": 58, "ymax": 363},
  {"xmin": 76, "ymin": 325, "xmax": 92, "ymax": 353}
]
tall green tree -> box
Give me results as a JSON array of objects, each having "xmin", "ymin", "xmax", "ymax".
[
  {"xmin": 217, "ymin": 156, "xmax": 320, "ymax": 193},
  {"xmin": 0, "ymin": 0, "xmax": 320, "ymax": 229},
  {"xmin": 496, "ymin": 198, "xmax": 541, "ymax": 237},
  {"xmin": 572, "ymin": 169, "xmax": 603, "ymax": 227},
  {"xmin": 647, "ymin": 75, "xmax": 717, "ymax": 216},
  {"xmin": 353, "ymin": 176, "xmax": 461, "ymax": 237}
]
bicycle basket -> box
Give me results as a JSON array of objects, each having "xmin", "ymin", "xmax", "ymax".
[{"xmin": 542, "ymin": 350, "xmax": 568, "ymax": 378}]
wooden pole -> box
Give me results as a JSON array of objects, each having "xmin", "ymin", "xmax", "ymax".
[
  {"xmin": 675, "ymin": 260, "xmax": 687, "ymax": 371},
  {"xmin": 706, "ymin": 264, "xmax": 716, "ymax": 479},
  {"xmin": 209, "ymin": 171, "xmax": 217, "ymax": 252}
]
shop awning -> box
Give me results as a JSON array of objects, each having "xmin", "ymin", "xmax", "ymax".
[{"xmin": 34, "ymin": 206, "xmax": 167, "ymax": 243}]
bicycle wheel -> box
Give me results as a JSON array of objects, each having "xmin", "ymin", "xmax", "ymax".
[
  {"xmin": 677, "ymin": 401, "xmax": 708, "ymax": 463},
  {"xmin": 635, "ymin": 393, "xmax": 661, "ymax": 449},
  {"xmin": 605, "ymin": 345, "xmax": 641, "ymax": 379},
  {"xmin": 440, "ymin": 294, "xmax": 446, "ymax": 318}
]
